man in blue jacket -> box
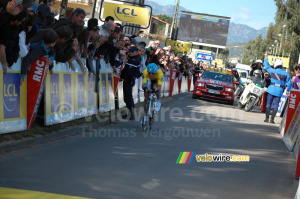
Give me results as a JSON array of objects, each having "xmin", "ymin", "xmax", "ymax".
[{"xmin": 263, "ymin": 53, "xmax": 291, "ymax": 123}]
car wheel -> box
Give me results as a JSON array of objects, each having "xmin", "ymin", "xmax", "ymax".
[
  {"xmin": 228, "ymin": 100, "xmax": 234, "ymax": 105},
  {"xmin": 192, "ymin": 93, "xmax": 197, "ymax": 99}
]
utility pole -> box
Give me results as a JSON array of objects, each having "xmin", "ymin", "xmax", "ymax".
[{"xmin": 170, "ymin": 0, "xmax": 180, "ymax": 40}]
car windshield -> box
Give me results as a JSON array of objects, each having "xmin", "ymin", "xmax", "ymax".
[
  {"xmin": 202, "ymin": 71, "xmax": 232, "ymax": 83},
  {"xmin": 239, "ymin": 72, "xmax": 248, "ymax": 78}
]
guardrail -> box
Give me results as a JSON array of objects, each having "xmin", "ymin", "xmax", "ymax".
[{"xmin": 0, "ymin": 58, "xmax": 194, "ymax": 134}]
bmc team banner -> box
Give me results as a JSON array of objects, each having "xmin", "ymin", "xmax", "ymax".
[
  {"xmin": 102, "ymin": 2, "xmax": 150, "ymax": 27},
  {"xmin": 27, "ymin": 57, "xmax": 48, "ymax": 129},
  {"xmin": 165, "ymin": 39, "xmax": 192, "ymax": 53},
  {"xmin": 0, "ymin": 58, "xmax": 27, "ymax": 134},
  {"xmin": 268, "ymin": 56, "xmax": 290, "ymax": 68}
]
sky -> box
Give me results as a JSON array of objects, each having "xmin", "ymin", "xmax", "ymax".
[{"xmin": 149, "ymin": 0, "xmax": 277, "ymax": 30}]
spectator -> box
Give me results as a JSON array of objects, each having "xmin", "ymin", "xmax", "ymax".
[
  {"xmin": 293, "ymin": 65, "xmax": 300, "ymax": 90},
  {"xmin": 52, "ymin": 8, "xmax": 86, "ymax": 29},
  {"xmin": 104, "ymin": 16, "xmax": 114, "ymax": 24},
  {"xmin": 36, "ymin": 0, "xmax": 58, "ymax": 27},
  {"xmin": 21, "ymin": 28, "xmax": 58, "ymax": 85},
  {"xmin": 30, "ymin": 26, "xmax": 76, "ymax": 65},
  {"xmin": 0, "ymin": 0, "xmax": 24, "ymax": 73},
  {"xmin": 19, "ymin": 14, "xmax": 34, "ymax": 58},
  {"xmin": 77, "ymin": 30, "xmax": 90, "ymax": 72},
  {"xmin": 42, "ymin": 15, "xmax": 55, "ymax": 29},
  {"xmin": 6, "ymin": 7, "xmax": 28, "ymax": 67}
]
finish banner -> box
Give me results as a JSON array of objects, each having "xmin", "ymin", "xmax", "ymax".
[
  {"xmin": 114, "ymin": 64, "xmax": 123, "ymax": 95},
  {"xmin": 188, "ymin": 72, "xmax": 192, "ymax": 92},
  {"xmin": 27, "ymin": 57, "xmax": 48, "ymax": 129},
  {"xmin": 169, "ymin": 69, "xmax": 177, "ymax": 97},
  {"xmin": 178, "ymin": 72, "xmax": 183, "ymax": 94}
]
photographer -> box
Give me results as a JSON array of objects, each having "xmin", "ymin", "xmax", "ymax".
[{"xmin": 250, "ymin": 59, "xmax": 264, "ymax": 78}]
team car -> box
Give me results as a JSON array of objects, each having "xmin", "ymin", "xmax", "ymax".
[{"xmin": 192, "ymin": 69, "xmax": 235, "ymax": 105}]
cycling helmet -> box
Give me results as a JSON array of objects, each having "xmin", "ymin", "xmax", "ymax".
[
  {"xmin": 255, "ymin": 59, "xmax": 263, "ymax": 64},
  {"xmin": 274, "ymin": 59, "xmax": 283, "ymax": 68},
  {"xmin": 254, "ymin": 69, "xmax": 262, "ymax": 75},
  {"xmin": 147, "ymin": 63, "xmax": 157, "ymax": 74}
]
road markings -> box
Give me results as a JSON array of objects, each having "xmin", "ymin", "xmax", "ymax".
[{"xmin": 0, "ymin": 187, "xmax": 93, "ymax": 199}]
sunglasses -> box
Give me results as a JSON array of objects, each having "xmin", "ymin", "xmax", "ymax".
[
  {"xmin": 296, "ymin": 68, "xmax": 300, "ymax": 71},
  {"xmin": 124, "ymin": 39, "xmax": 130, "ymax": 42}
]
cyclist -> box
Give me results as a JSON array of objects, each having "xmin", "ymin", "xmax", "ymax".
[{"xmin": 142, "ymin": 63, "xmax": 164, "ymax": 112}]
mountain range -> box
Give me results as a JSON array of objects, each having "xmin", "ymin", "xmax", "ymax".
[{"xmin": 145, "ymin": 0, "xmax": 268, "ymax": 45}]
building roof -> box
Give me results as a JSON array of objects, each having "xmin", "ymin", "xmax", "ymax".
[{"xmin": 151, "ymin": 16, "xmax": 171, "ymax": 25}]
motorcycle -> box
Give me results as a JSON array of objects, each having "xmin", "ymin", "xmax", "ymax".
[
  {"xmin": 234, "ymin": 80, "xmax": 246, "ymax": 98},
  {"xmin": 238, "ymin": 79, "xmax": 266, "ymax": 112}
]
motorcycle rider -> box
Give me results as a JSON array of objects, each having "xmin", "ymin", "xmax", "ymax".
[
  {"xmin": 252, "ymin": 69, "xmax": 264, "ymax": 87},
  {"xmin": 263, "ymin": 53, "xmax": 291, "ymax": 123},
  {"xmin": 250, "ymin": 59, "xmax": 264, "ymax": 78}
]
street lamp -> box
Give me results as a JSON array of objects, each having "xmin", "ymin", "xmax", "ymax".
[
  {"xmin": 279, "ymin": 34, "xmax": 282, "ymax": 53},
  {"xmin": 275, "ymin": 40, "xmax": 278, "ymax": 56},
  {"xmin": 282, "ymin": 25, "xmax": 288, "ymax": 57}
]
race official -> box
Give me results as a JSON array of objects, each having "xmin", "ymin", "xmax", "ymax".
[{"xmin": 263, "ymin": 53, "xmax": 291, "ymax": 123}]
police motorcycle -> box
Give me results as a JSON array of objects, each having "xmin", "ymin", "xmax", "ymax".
[{"xmin": 238, "ymin": 70, "xmax": 266, "ymax": 112}]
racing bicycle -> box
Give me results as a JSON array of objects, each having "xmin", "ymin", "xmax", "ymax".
[{"xmin": 141, "ymin": 89, "xmax": 157, "ymax": 132}]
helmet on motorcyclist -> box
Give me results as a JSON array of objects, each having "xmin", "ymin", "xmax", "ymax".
[
  {"xmin": 274, "ymin": 59, "xmax": 283, "ymax": 68},
  {"xmin": 147, "ymin": 63, "xmax": 158, "ymax": 74},
  {"xmin": 255, "ymin": 59, "xmax": 263, "ymax": 64},
  {"xmin": 254, "ymin": 69, "xmax": 262, "ymax": 76}
]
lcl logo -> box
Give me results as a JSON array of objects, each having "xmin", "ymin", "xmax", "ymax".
[
  {"xmin": 114, "ymin": 6, "xmax": 138, "ymax": 22},
  {"xmin": 173, "ymin": 42, "xmax": 184, "ymax": 48},
  {"xmin": 116, "ymin": 7, "xmax": 137, "ymax": 16}
]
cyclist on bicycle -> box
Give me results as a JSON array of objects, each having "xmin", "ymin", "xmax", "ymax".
[{"xmin": 142, "ymin": 63, "xmax": 164, "ymax": 112}]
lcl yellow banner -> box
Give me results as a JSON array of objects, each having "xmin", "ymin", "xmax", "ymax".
[
  {"xmin": 215, "ymin": 59, "xmax": 223, "ymax": 68},
  {"xmin": 166, "ymin": 40, "xmax": 192, "ymax": 53},
  {"xmin": 103, "ymin": 2, "xmax": 150, "ymax": 26},
  {"xmin": 268, "ymin": 56, "xmax": 290, "ymax": 68}
]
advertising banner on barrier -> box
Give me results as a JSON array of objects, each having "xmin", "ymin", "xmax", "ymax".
[
  {"xmin": 169, "ymin": 69, "xmax": 177, "ymax": 97},
  {"xmin": 178, "ymin": 72, "xmax": 183, "ymax": 94},
  {"xmin": 163, "ymin": 71, "xmax": 170, "ymax": 97},
  {"xmin": 188, "ymin": 73, "xmax": 192, "ymax": 92},
  {"xmin": 279, "ymin": 106, "xmax": 288, "ymax": 137},
  {"xmin": 27, "ymin": 57, "xmax": 48, "ymax": 129},
  {"xmin": 1, "ymin": 58, "xmax": 27, "ymax": 134},
  {"xmin": 99, "ymin": 72, "xmax": 115, "ymax": 113},
  {"xmin": 277, "ymin": 90, "xmax": 288, "ymax": 117},
  {"xmin": 284, "ymin": 90, "xmax": 300, "ymax": 134},
  {"xmin": 114, "ymin": 65, "xmax": 123, "ymax": 95}
]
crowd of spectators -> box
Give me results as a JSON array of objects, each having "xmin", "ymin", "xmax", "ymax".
[
  {"xmin": 0, "ymin": 0, "xmax": 203, "ymax": 82},
  {"xmin": 0, "ymin": 0, "xmax": 208, "ymax": 118}
]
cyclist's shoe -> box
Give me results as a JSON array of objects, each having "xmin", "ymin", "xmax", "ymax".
[
  {"xmin": 140, "ymin": 115, "xmax": 147, "ymax": 125},
  {"xmin": 155, "ymin": 100, "xmax": 161, "ymax": 112}
]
